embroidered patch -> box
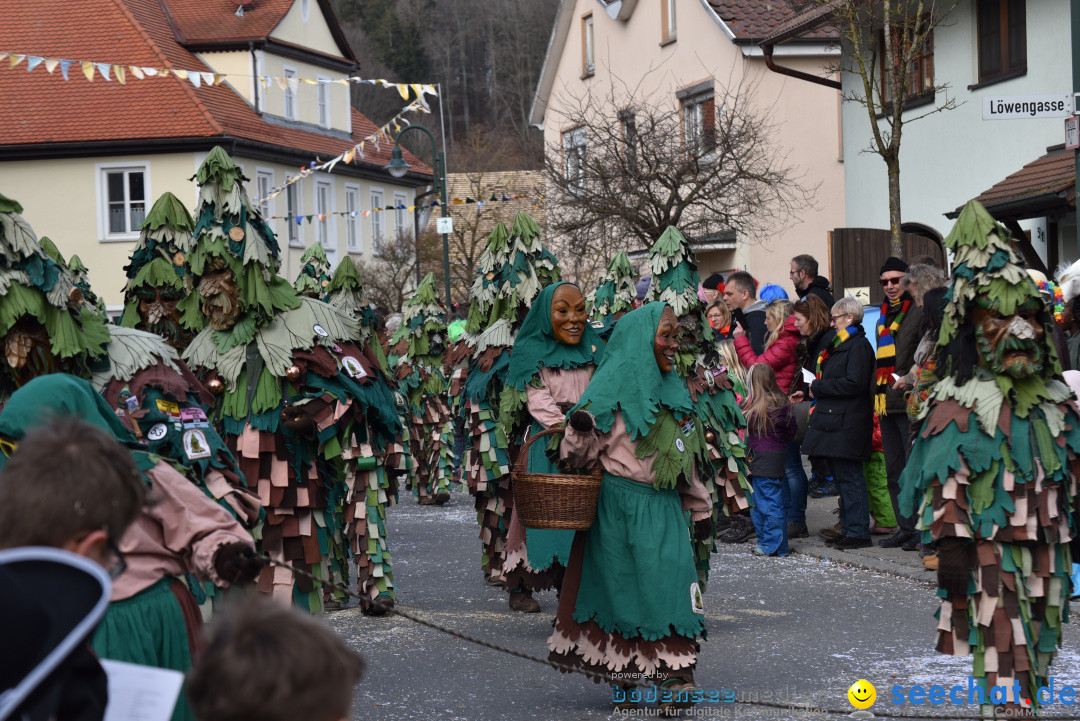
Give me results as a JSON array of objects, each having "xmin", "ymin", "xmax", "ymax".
[
  {"xmin": 341, "ymin": 356, "xmax": 367, "ymax": 379},
  {"xmin": 690, "ymin": 582, "xmax": 705, "ymax": 614},
  {"xmin": 180, "ymin": 407, "xmax": 209, "ymax": 429},
  {"xmin": 183, "ymin": 429, "xmax": 212, "ymax": 460}
]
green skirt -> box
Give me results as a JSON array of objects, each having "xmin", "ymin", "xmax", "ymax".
[
  {"xmin": 574, "ymin": 473, "xmax": 705, "ymax": 641},
  {"xmin": 91, "ymin": 578, "xmax": 195, "ymax": 721},
  {"xmin": 523, "ymin": 420, "xmax": 573, "ymax": 571}
]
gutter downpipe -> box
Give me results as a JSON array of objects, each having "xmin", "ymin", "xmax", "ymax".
[{"xmin": 761, "ymin": 43, "xmax": 841, "ymax": 90}]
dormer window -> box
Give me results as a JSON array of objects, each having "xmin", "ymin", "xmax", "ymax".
[{"xmin": 283, "ymin": 66, "xmax": 298, "ymax": 121}]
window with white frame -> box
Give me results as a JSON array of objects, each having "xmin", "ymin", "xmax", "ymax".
[
  {"xmin": 370, "ymin": 189, "xmax": 385, "ymax": 248},
  {"xmin": 661, "ymin": 0, "xmax": 676, "ymax": 42},
  {"xmin": 317, "ymin": 76, "xmax": 331, "ymax": 128},
  {"xmin": 286, "ymin": 176, "xmax": 302, "ymax": 247},
  {"xmin": 283, "ymin": 66, "xmax": 298, "ymax": 121},
  {"xmin": 99, "ymin": 164, "xmax": 149, "ymax": 239},
  {"xmin": 582, "ymin": 15, "xmax": 595, "ymax": 75},
  {"xmin": 256, "ymin": 169, "xmax": 274, "ymax": 223},
  {"xmin": 393, "ymin": 192, "xmax": 409, "ymax": 238},
  {"xmin": 345, "ymin": 185, "xmax": 361, "ymax": 253},
  {"xmin": 315, "ymin": 180, "xmax": 333, "ymax": 255},
  {"xmin": 563, "ymin": 127, "xmax": 587, "ymax": 196}
]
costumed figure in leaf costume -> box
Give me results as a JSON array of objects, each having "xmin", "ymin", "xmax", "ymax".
[
  {"xmin": 587, "ymin": 250, "xmax": 636, "ymax": 337},
  {"xmin": 181, "ymin": 147, "xmax": 401, "ymax": 614},
  {"xmin": 644, "ymin": 226, "xmax": 751, "ymax": 589},
  {"xmin": 119, "ymin": 192, "xmax": 204, "ymax": 353},
  {"xmin": 459, "ymin": 212, "xmax": 561, "ymax": 587},
  {"xmin": 391, "ymin": 272, "xmax": 455, "ymax": 505},
  {"xmin": 500, "ymin": 282, "xmax": 603, "ymax": 612},
  {"xmin": 553, "ymin": 304, "xmax": 712, "ymax": 711},
  {"xmin": 899, "ymin": 200, "xmax": 1080, "ymax": 712},
  {"xmin": 293, "ymin": 241, "xmax": 333, "ymax": 299},
  {"xmin": 0, "ymin": 192, "xmax": 111, "ymax": 404},
  {"xmin": 0, "ymin": 374, "xmax": 261, "ymax": 721},
  {"xmin": 320, "ymin": 254, "xmax": 407, "ymax": 611}
]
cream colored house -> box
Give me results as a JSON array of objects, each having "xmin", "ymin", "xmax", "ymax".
[
  {"xmin": 530, "ymin": 0, "xmax": 846, "ymax": 289},
  {"xmin": 0, "ymin": 0, "xmax": 431, "ymax": 314}
]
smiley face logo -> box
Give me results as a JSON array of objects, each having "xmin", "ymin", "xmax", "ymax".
[{"xmin": 847, "ymin": 679, "xmax": 876, "ymax": 710}]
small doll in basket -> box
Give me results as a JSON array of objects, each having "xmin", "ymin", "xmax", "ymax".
[
  {"xmin": 552, "ymin": 303, "xmax": 713, "ymax": 713},
  {"xmin": 500, "ymin": 282, "xmax": 604, "ymax": 613}
]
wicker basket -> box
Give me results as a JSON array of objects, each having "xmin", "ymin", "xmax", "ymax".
[{"xmin": 512, "ymin": 427, "xmax": 602, "ymax": 530}]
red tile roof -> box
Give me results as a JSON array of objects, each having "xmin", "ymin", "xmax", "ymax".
[
  {"xmin": 707, "ymin": 0, "xmax": 839, "ymax": 42},
  {"xmin": 0, "ymin": 0, "xmax": 428, "ymax": 178},
  {"xmin": 951, "ymin": 146, "xmax": 1076, "ymax": 219}
]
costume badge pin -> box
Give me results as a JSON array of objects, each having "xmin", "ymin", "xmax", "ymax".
[
  {"xmin": 675, "ymin": 438, "xmax": 685, "ymax": 453},
  {"xmin": 690, "ymin": 583, "xmax": 705, "ymax": 614},
  {"xmin": 147, "ymin": 423, "xmax": 169, "ymax": 441},
  {"xmin": 313, "ymin": 324, "xmax": 329, "ymax": 337}
]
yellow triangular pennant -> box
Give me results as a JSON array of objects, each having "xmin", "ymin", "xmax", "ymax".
[{"xmin": 81, "ymin": 61, "xmax": 94, "ymax": 81}]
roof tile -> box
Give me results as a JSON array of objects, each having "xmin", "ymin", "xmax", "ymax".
[
  {"xmin": 707, "ymin": 0, "xmax": 839, "ymax": 41},
  {"xmin": 962, "ymin": 147, "xmax": 1075, "ymax": 213},
  {"xmin": 0, "ymin": 0, "xmax": 429, "ymax": 176}
]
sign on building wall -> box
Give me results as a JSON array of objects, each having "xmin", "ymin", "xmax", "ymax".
[{"xmin": 982, "ymin": 94, "xmax": 1073, "ymax": 120}]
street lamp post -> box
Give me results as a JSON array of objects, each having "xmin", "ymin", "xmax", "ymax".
[{"xmin": 385, "ymin": 125, "xmax": 451, "ymax": 306}]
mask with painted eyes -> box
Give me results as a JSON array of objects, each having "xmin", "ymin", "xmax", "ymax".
[
  {"xmin": 135, "ymin": 285, "xmax": 191, "ymax": 350},
  {"xmin": 654, "ymin": 306, "xmax": 679, "ymax": 374},
  {"xmin": 972, "ymin": 297, "xmax": 1046, "ymax": 380},
  {"xmin": 197, "ymin": 258, "xmax": 241, "ymax": 331},
  {"xmin": 551, "ymin": 284, "xmax": 587, "ymax": 346}
]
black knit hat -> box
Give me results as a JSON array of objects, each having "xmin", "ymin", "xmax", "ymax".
[
  {"xmin": 702, "ymin": 272, "xmax": 724, "ymax": 290},
  {"xmin": 880, "ymin": 257, "xmax": 908, "ymax": 275}
]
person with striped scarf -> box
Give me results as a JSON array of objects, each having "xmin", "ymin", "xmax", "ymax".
[{"xmin": 874, "ymin": 257, "xmax": 924, "ymax": 551}]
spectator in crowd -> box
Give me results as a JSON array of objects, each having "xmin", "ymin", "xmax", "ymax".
[
  {"xmin": 717, "ymin": 339, "xmax": 748, "ymax": 397},
  {"xmin": 787, "ymin": 295, "xmax": 835, "ymax": 537},
  {"xmin": 906, "ymin": 253, "xmax": 940, "ymax": 268},
  {"xmin": 759, "ymin": 284, "xmax": 789, "ymax": 303},
  {"xmin": 790, "ymin": 255, "xmax": 835, "ymax": 309},
  {"xmin": 724, "ymin": 271, "xmax": 768, "ymax": 354},
  {"xmin": 0, "ymin": 416, "xmax": 147, "ymax": 721},
  {"xmin": 794, "ymin": 296, "xmax": 875, "ymax": 549},
  {"xmin": 705, "ymin": 300, "xmax": 732, "ymax": 340},
  {"xmin": 875, "ymin": 258, "xmax": 924, "ymax": 551},
  {"xmin": 743, "ymin": 364, "xmax": 797, "ymax": 557},
  {"xmin": 702, "ymin": 273, "xmax": 725, "ymax": 304},
  {"xmin": 187, "ymin": 598, "xmax": 366, "ymax": 721},
  {"xmin": 734, "ymin": 299, "xmax": 798, "ymax": 393}
]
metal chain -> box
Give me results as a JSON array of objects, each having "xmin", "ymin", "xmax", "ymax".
[{"xmin": 262, "ymin": 555, "xmax": 1075, "ymax": 719}]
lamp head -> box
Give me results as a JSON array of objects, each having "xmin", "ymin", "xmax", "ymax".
[{"xmin": 385, "ymin": 146, "xmax": 410, "ymax": 179}]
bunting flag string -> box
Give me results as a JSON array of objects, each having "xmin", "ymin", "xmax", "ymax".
[
  {"xmin": 254, "ymin": 97, "xmax": 432, "ymax": 203},
  {"xmin": 0, "ymin": 50, "xmax": 437, "ymax": 103},
  {"xmin": 267, "ymin": 193, "xmax": 535, "ymax": 224}
]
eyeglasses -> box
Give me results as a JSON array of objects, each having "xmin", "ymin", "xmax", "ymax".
[
  {"xmin": 0, "ymin": 438, "xmax": 17, "ymax": 458},
  {"xmin": 830, "ymin": 314, "xmax": 849, "ymax": 323},
  {"xmin": 879, "ymin": 277, "xmax": 903, "ymax": 287},
  {"xmin": 104, "ymin": 536, "xmax": 127, "ymax": 580}
]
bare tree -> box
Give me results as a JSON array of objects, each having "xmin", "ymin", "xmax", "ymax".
[
  {"xmin": 542, "ymin": 78, "xmax": 814, "ymax": 274},
  {"xmin": 358, "ymin": 229, "xmax": 442, "ymax": 312},
  {"xmin": 820, "ymin": 0, "xmax": 960, "ymax": 256}
]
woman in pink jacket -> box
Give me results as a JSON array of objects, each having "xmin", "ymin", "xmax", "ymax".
[{"xmin": 733, "ymin": 299, "xmax": 799, "ymax": 392}]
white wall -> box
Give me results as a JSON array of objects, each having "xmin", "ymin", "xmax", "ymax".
[{"xmin": 841, "ymin": 0, "xmax": 1070, "ymax": 239}]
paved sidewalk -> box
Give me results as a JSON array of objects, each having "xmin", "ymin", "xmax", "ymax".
[{"xmin": 766, "ymin": 494, "xmax": 938, "ymax": 586}]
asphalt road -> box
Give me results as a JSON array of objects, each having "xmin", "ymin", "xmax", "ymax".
[{"xmin": 326, "ymin": 491, "xmax": 1080, "ymax": 721}]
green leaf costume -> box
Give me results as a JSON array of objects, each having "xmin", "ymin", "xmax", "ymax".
[
  {"xmin": 500, "ymin": 282, "xmax": 604, "ymax": 593},
  {"xmin": 457, "ymin": 212, "xmax": 562, "ymax": 581},
  {"xmin": 642, "ymin": 226, "xmax": 751, "ymax": 587},
  {"xmin": 293, "ymin": 242, "xmax": 333, "ymax": 298},
  {"xmin": 393, "ymin": 273, "xmax": 455, "ymax": 503},
  {"xmin": 180, "ymin": 147, "xmax": 402, "ymax": 612},
  {"xmin": 898, "ymin": 200, "xmax": 1080, "ymax": 709},
  {"xmin": 549, "ymin": 303, "xmax": 709, "ymax": 683},
  {"xmin": 586, "ymin": 250, "xmax": 636, "ymax": 334},
  {"xmin": 119, "ymin": 191, "xmax": 204, "ymax": 349}
]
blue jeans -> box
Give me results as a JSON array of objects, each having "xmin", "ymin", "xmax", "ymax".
[
  {"xmin": 830, "ymin": 458, "xmax": 870, "ymax": 540},
  {"xmin": 750, "ymin": 475, "xmax": 790, "ymax": 556},
  {"xmin": 785, "ymin": 441, "xmax": 808, "ymax": 525}
]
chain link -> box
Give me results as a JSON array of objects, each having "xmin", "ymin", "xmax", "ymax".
[{"xmin": 262, "ymin": 555, "xmax": 1076, "ymax": 719}]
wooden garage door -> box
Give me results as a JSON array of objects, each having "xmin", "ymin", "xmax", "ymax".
[{"xmin": 830, "ymin": 228, "xmax": 945, "ymax": 306}]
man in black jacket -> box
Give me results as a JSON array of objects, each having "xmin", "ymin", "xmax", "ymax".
[
  {"xmin": 797, "ymin": 296, "xmax": 875, "ymax": 548},
  {"xmin": 790, "ymin": 255, "xmax": 834, "ymax": 308},
  {"xmin": 723, "ymin": 271, "xmax": 767, "ymax": 354}
]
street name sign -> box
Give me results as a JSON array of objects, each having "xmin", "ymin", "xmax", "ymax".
[{"xmin": 983, "ymin": 94, "xmax": 1072, "ymax": 120}]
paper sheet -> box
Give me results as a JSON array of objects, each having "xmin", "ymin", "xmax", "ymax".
[
  {"xmin": 100, "ymin": 660, "xmax": 183, "ymax": 721},
  {"xmin": 801, "ymin": 368, "xmax": 816, "ymax": 385}
]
